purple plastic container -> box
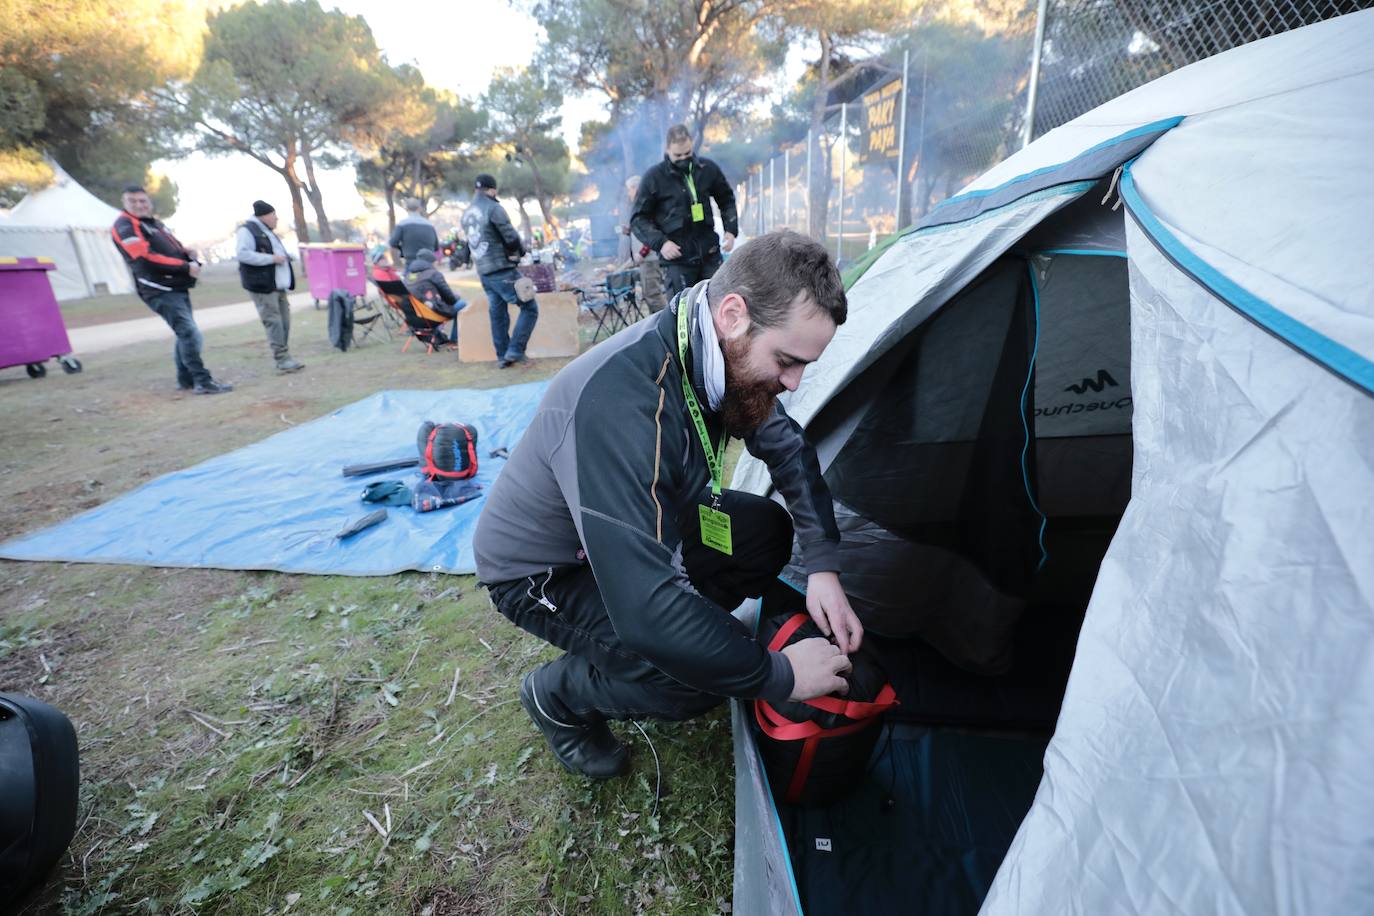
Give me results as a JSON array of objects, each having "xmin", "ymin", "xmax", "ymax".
[
  {"xmin": 299, "ymin": 244, "xmax": 367, "ymax": 303},
  {"xmin": 0, "ymin": 257, "xmax": 76, "ymax": 375}
]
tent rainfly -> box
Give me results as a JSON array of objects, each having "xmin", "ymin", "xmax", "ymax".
[{"xmin": 730, "ymin": 11, "xmax": 1374, "ymax": 916}]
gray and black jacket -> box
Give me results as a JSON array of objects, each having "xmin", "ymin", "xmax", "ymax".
[
  {"xmin": 460, "ymin": 192, "xmax": 525, "ymax": 276},
  {"xmin": 474, "ymin": 282, "xmax": 840, "ymax": 703},
  {"xmin": 389, "ymin": 214, "xmax": 439, "ymax": 263}
]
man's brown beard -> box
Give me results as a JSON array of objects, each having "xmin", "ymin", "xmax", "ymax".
[{"xmin": 720, "ymin": 335, "xmax": 781, "ymax": 434}]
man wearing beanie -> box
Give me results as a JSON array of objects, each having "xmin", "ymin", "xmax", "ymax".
[
  {"xmin": 461, "ymin": 174, "xmax": 535, "ymax": 368},
  {"xmin": 236, "ymin": 200, "xmax": 304, "ymax": 373}
]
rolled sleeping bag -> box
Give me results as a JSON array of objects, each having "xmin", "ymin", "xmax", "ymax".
[{"xmin": 753, "ymin": 613, "xmax": 896, "ymax": 807}]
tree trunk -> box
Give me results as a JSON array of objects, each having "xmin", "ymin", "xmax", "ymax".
[
  {"xmin": 515, "ymin": 195, "xmax": 534, "ymax": 248},
  {"xmin": 522, "ymin": 153, "xmax": 560, "ymax": 239},
  {"xmin": 384, "ymin": 184, "xmax": 396, "ymax": 237},
  {"xmin": 283, "ymin": 146, "xmax": 310, "ymax": 245},
  {"xmin": 300, "ymin": 144, "xmax": 333, "ymax": 242},
  {"xmin": 808, "ymin": 30, "xmax": 833, "ymax": 242}
]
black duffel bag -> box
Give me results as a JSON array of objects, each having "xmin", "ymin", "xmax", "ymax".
[
  {"xmin": 0, "ymin": 693, "xmax": 79, "ymax": 899},
  {"xmin": 754, "ymin": 613, "xmax": 896, "ymax": 807}
]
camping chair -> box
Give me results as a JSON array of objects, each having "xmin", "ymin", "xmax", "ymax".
[
  {"xmin": 574, "ymin": 283, "xmax": 629, "ymax": 343},
  {"xmin": 605, "ymin": 269, "xmax": 645, "ymax": 325},
  {"xmin": 370, "ymin": 268, "xmax": 454, "ymax": 354},
  {"xmin": 351, "ymin": 293, "xmax": 395, "ymax": 345}
]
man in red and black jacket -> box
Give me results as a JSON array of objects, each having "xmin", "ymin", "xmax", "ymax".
[{"xmin": 111, "ymin": 185, "xmax": 232, "ymax": 394}]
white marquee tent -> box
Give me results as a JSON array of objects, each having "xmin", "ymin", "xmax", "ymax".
[{"xmin": 0, "ymin": 164, "xmax": 134, "ymax": 300}]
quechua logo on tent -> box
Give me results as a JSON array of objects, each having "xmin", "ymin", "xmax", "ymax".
[
  {"xmin": 1034, "ymin": 368, "xmax": 1132, "ymax": 418},
  {"xmin": 1064, "ymin": 369, "xmax": 1118, "ymax": 395}
]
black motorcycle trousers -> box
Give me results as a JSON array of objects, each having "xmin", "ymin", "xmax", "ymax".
[{"xmin": 486, "ymin": 489, "xmax": 793, "ymax": 724}]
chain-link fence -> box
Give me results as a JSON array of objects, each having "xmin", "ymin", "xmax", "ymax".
[
  {"xmin": 1031, "ymin": 0, "xmax": 1368, "ymax": 134},
  {"xmin": 736, "ymin": 0, "xmax": 1370, "ymax": 265}
]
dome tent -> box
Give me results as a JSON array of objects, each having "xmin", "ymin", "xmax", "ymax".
[
  {"xmin": 0, "ymin": 163, "xmax": 134, "ymax": 300},
  {"xmin": 731, "ymin": 11, "xmax": 1374, "ymax": 915}
]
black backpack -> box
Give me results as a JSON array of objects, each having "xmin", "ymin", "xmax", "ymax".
[
  {"xmin": 416, "ymin": 421, "xmax": 478, "ymax": 481},
  {"xmin": 0, "ymin": 693, "xmax": 79, "ymax": 899}
]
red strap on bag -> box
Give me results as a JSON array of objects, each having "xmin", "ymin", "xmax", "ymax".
[
  {"xmin": 421, "ymin": 424, "xmax": 478, "ymax": 480},
  {"xmin": 756, "ymin": 613, "xmax": 898, "ymax": 804}
]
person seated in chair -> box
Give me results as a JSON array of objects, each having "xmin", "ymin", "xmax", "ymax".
[
  {"xmin": 404, "ymin": 247, "xmax": 466, "ymax": 344},
  {"xmin": 405, "ymin": 248, "xmax": 466, "ymax": 318}
]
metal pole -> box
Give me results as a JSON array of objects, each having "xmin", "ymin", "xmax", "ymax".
[
  {"xmin": 1022, "ymin": 0, "xmax": 1049, "ymax": 149},
  {"xmin": 915, "ymin": 54, "xmax": 928, "ymax": 218},
  {"xmin": 836, "ymin": 103, "xmax": 847, "ymax": 262},
  {"xmin": 895, "ymin": 48, "xmax": 910, "ymax": 230},
  {"xmin": 758, "ymin": 170, "xmax": 764, "ymax": 235},
  {"xmin": 783, "ymin": 149, "xmax": 790, "ymax": 228},
  {"xmin": 769, "ymin": 158, "xmax": 776, "ymax": 232}
]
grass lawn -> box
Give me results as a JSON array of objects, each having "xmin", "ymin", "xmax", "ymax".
[{"xmin": 0, "ymin": 298, "xmax": 737, "ymax": 914}]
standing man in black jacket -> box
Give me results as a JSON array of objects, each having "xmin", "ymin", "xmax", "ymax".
[
  {"xmin": 389, "ymin": 198, "xmax": 439, "ymax": 265},
  {"xmin": 475, "ymin": 231, "xmax": 862, "ymax": 780},
  {"xmin": 111, "ymin": 185, "xmax": 232, "ymax": 395},
  {"xmin": 235, "ymin": 200, "xmax": 303, "ymax": 373},
  {"xmin": 631, "ymin": 124, "xmax": 739, "ymax": 302},
  {"xmin": 461, "ymin": 174, "xmax": 534, "ymax": 367}
]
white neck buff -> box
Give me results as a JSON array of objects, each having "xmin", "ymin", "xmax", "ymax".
[{"xmin": 696, "ymin": 284, "xmax": 726, "ymax": 411}]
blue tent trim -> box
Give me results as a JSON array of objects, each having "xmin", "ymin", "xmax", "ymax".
[
  {"xmin": 1120, "ymin": 164, "xmax": 1374, "ymax": 397},
  {"xmin": 921, "ymin": 116, "xmax": 1183, "ymax": 230},
  {"xmin": 1021, "ymin": 262, "xmax": 1049, "ymax": 571}
]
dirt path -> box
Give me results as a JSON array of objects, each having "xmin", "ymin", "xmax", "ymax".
[{"xmin": 67, "ymin": 291, "xmax": 317, "ymax": 354}]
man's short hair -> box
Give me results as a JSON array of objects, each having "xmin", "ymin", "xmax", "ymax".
[
  {"xmin": 665, "ymin": 124, "xmax": 692, "ymax": 147},
  {"xmin": 122, "ymin": 184, "xmax": 147, "ymax": 195},
  {"xmin": 404, "ymin": 197, "xmax": 422, "ymax": 212},
  {"xmin": 708, "ymin": 230, "xmax": 847, "ymax": 330}
]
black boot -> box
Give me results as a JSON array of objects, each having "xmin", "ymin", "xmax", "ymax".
[{"xmin": 519, "ymin": 669, "xmax": 629, "ymax": 780}]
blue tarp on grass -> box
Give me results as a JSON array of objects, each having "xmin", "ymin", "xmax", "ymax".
[{"xmin": 0, "ymin": 382, "xmax": 550, "ymax": 576}]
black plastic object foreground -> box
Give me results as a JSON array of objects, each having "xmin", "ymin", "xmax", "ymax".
[{"xmin": 0, "ymin": 693, "xmax": 80, "ymax": 900}]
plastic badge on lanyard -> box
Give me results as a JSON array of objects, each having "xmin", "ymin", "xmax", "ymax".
[{"xmin": 677, "ymin": 296, "xmax": 732, "ymax": 555}]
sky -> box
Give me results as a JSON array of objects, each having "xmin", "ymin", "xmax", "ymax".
[
  {"xmin": 161, "ymin": 1, "xmax": 607, "ymax": 244},
  {"xmin": 161, "ymin": 1, "xmax": 809, "ymax": 247}
]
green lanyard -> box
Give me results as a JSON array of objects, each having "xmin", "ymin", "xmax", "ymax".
[
  {"xmin": 682, "ymin": 163, "xmax": 699, "ymax": 204},
  {"xmin": 677, "ymin": 295, "xmax": 725, "ymax": 503},
  {"xmin": 677, "ymin": 296, "xmax": 733, "ymax": 554},
  {"xmin": 682, "ymin": 162, "xmax": 705, "ymax": 222}
]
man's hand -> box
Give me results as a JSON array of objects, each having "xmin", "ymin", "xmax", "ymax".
[
  {"xmin": 722, "ymin": 232, "xmax": 736, "ymax": 253},
  {"xmin": 273, "ymin": 254, "xmax": 286, "ymax": 264},
  {"xmin": 188, "ymin": 262, "xmax": 202, "ymax": 278},
  {"xmin": 660, "ymin": 240, "xmax": 682, "ymax": 260},
  {"xmin": 782, "ymin": 636, "xmax": 852, "ymax": 701},
  {"xmin": 806, "ymin": 571, "xmax": 863, "ymax": 654}
]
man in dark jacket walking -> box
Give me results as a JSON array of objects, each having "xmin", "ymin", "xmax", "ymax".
[
  {"xmin": 460, "ymin": 174, "xmax": 535, "ymax": 367},
  {"xmin": 111, "ymin": 185, "xmax": 232, "ymax": 394},
  {"xmin": 475, "ymin": 231, "xmax": 863, "ymax": 780},
  {"xmin": 631, "ymin": 124, "xmax": 738, "ymax": 302},
  {"xmin": 235, "ymin": 200, "xmax": 303, "ymax": 373}
]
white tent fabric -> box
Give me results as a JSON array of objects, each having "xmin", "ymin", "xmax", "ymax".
[
  {"xmin": 734, "ymin": 10, "xmax": 1374, "ymax": 914},
  {"xmin": 0, "ymin": 164, "xmax": 133, "ymax": 300}
]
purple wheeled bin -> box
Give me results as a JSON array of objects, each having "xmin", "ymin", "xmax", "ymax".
[
  {"xmin": 300, "ymin": 243, "xmax": 367, "ymax": 307},
  {"xmin": 0, "ymin": 256, "xmax": 82, "ymax": 379}
]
